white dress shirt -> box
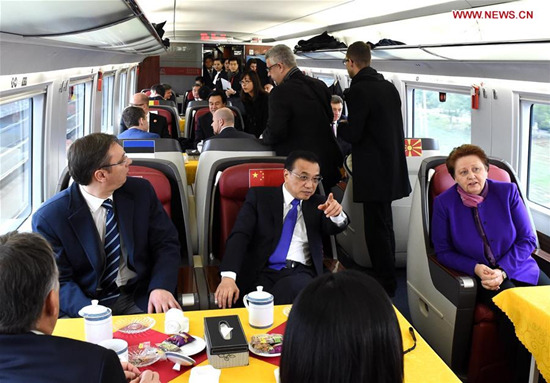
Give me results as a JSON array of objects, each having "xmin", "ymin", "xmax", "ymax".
[
  {"xmin": 221, "ymin": 184, "xmax": 347, "ymax": 281},
  {"xmin": 79, "ymin": 185, "xmax": 137, "ymax": 287}
]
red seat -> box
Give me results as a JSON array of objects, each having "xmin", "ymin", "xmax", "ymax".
[
  {"xmin": 194, "ymin": 107, "xmax": 209, "ymax": 136},
  {"xmin": 429, "ymin": 163, "xmax": 513, "ymax": 383},
  {"xmin": 128, "ymin": 165, "xmax": 171, "ymax": 218}
]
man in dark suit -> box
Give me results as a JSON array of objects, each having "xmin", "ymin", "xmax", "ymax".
[
  {"xmin": 331, "ymin": 95, "xmax": 351, "ymax": 156},
  {"xmin": 262, "ymin": 44, "xmax": 343, "ymax": 191},
  {"xmin": 214, "ymin": 151, "xmax": 348, "ymax": 308},
  {"xmin": 118, "ymin": 106, "xmax": 160, "ymax": 140},
  {"xmin": 212, "ymin": 58, "xmax": 228, "ymax": 89},
  {"xmin": 207, "ymin": 107, "xmax": 256, "ymax": 140},
  {"xmin": 32, "ymin": 133, "xmax": 181, "ymax": 317},
  {"xmin": 119, "ymin": 93, "xmax": 171, "ymax": 138},
  {"xmin": 195, "ymin": 90, "xmax": 242, "ymax": 145},
  {"xmin": 339, "ymin": 42, "xmax": 411, "ymax": 296},
  {"xmin": 0, "ymin": 231, "xmax": 159, "ymax": 383},
  {"xmin": 203, "ymin": 56, "xmax": 216, "ymax": 88}
]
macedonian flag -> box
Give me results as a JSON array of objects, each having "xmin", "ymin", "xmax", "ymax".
[
  {"xmin": 249, "ymin": 168, "xmax": 285, "ymax": 187},
  {"xmin": 404, "ymin": 138, "xmax": 423, "ymax": 157}
]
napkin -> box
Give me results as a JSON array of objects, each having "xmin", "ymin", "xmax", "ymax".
[{"xmin": 189, "ymin": 365, "xmax": 221, "ymax": 383}]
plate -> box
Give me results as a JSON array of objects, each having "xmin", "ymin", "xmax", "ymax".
[
  {"xmin": 248, "ymin": 343, "xmax": 281, "ymax": 358},
  {"xmin": 114, "ymin": 317, "xmax": 155, "ymax": 334},
  {"xmin": 165, "ymin": 351, "xmax": 196, "ymax": 367},
  {"xmin": 128, "ymin": 345, "xmax": 161, "ymax": 367},
  {"xmin": 179, "ymin": 336, "xmax": 206, "ymax": 356},
  {"xmin": 282, "ymin": 306, "xmax": 292, "ymax": 317}
]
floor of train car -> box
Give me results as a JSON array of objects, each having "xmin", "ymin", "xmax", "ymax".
[{"xmin": 337, "ymin": 253, "xmax": 411, "ymax": 322}]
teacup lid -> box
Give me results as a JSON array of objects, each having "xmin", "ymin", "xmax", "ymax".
[
  {"xmin": 78, "ymin": 299, "xmax": 112, "ymax": 319},
  {"xmin": 247, "ymin": 286, "xmax": 273, "ymax": 303}
]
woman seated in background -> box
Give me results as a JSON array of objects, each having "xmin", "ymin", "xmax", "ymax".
[
  {"xmin": 431, "ymin": 144, "xmax": 549, "ymax": 381},
  {"xmin": 280, "ymin": 270, "xmax": 403, "ymax": 383},
  {"xmin": 239, "ymin": 70, "xmax": 269, "ymax": 138}
]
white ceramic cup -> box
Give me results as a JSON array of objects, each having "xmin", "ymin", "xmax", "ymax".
[
  {"xmin": 99, "ymin": 338, "xmax": 129, "ymax": 362},
  {"xmin": 243, "ymin": 286, "xmax": 274, "ymax": 329}
]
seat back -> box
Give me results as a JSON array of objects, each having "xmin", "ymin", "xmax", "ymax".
[
  {"xmin": 151, "ymin": 108, "xmax": 173, "ymax": 137},
  {"xmin": 128, "ymin": 165, "xmax": 171, "ymax": 217},
  {"xmin": 215, "ymin": 163, "xmax": 285, "ymax": 260},
  {"xmin": 150, "ymin": 104, "xmax": 181, "ymax": 138},
  {"xmin": 193, "ymin": 108, "xmax": 210, "ymax": 138}
]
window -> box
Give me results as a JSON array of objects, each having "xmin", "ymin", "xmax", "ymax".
[
  {"xmin": 66, "ymin": 83, "xmax": 87, "ymax": 152},
  {"xmin": 412, "ymin": 89, "xmax": 471, "ymax": 154},
  {"xmin": 101, "ymin": 74, "xmax": 115, "ymax": 133},
  {"xmin": 118, "ymin": 71, "xmax": 128, "ymax": 117},
  {"xmin": 0, "ymin": 99, "xmax": 32, "ymax": 233},
  {"xmin": 527, "ymin": 103, "xmax": 550, "ymax": 209},
  {"xmin": 128, "ymin": 67, "xmax": 137, "ymax": 95}
]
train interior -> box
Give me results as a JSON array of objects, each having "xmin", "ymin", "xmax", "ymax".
[{"xmin": 1, "ymin": 0, "xmax": 549, "ymax": 381}]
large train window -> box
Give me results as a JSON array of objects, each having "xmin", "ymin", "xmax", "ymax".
[
  {"xmin": 0, "ymin": 98, "xmax": 33, "ymax": 233},
  {"xmin": 527, "ymin": 103, "xmax": 550, "ymax": 209},
  {"xmin": 411, "ymin": 88, "xmax": 471, "ymax": 154},
  {"xmin": 101, "ymin": 74, "xmax": 115, "ymax": 133},
  {"xmin": 66, "ymin": 80, "xmax": 91, "ymax": 153}
]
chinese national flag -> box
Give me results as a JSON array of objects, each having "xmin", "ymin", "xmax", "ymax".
[
  {"xmin": 249, "ymin": 168, "xmax": 284, "ymax": 187},
  {"xmin": 404, "ymin": 139, "xmax": 423, "ymax": 157}
]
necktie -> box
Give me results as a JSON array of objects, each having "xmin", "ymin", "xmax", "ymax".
[
  {"xmin": 101, "ymin": 199, "xmax": 121, "ymax": 301},
  {"xmin": 268, "ymin": 199, "xmax": 300, "ymax": 270}
]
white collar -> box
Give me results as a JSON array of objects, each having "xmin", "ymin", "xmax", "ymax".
[
  {"xmin": 79, "ymin": 184, "xmax": 113, "ymax": 213},
  {"xmin": 282, "ymin": 184, "xmax": 302, "ymax": 207}
]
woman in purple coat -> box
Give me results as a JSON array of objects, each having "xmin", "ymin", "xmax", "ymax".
[{"xmin": 432, "ymin": 144, "xmax": 549, "ymax": 381}]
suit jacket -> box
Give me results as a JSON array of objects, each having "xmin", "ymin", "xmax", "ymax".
[
  {"xmin": 117, "ymin": 128, "xmax": 160, "ymax": 139},
  {"xmin": 119, "ymin": 113, "xmax": 171, "ymax": 139},
  {"xmin": 220, "ymin": 187, "xmax": 347, "ymax": 293},
  {"xmin": 432, "ymin": 179, "xmax": 539, "ymax": 285},
  {"xmin": 196, "ymin": 112, "xmax": 243, "ymax": 144},
  {"xmin": 0, "ymin": 333, "xmax": 126, "ymax": 383},
  {"xmin": 339, "ymin": 66, "xmax": 411, "ymax": 202},
  {"xmin": 32, "ymin": 177, "xmax": 181, "ymax": 317},
  {"xmin": 211, "ymin": 127, "xmax": 257, "ymax": 140},
  {"xmin": 203, "ymin": 67, "xmax": 216, "ymax": 88},
  {"xmin": 262, "ymin": 69, "xmax": 343, "ymax": 188}
]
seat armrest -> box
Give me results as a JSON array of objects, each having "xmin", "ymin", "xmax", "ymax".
[
  {"xmin": 533, "ymin": 248, "xmax": 550, "ymax": 277},
  {"xmin": 428, "ymin": 255, "xmax": 477, "ymax": 307},
  {"xmin": 205, "ymin": 265, "xmax": 221, "ymax": 308},
  {"xmin": 177, "ymin": 266, "xmax": 199, "ymax": 308}
]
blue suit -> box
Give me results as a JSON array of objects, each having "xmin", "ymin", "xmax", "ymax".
[
  {"xmin": 117, "ymin": 128, "xmax": 159, "ymax": 139},
  {"xmin": 432, "ymin": 179, "xmax": 539, "ymax": 285},
  {"xmin": 32, "ymin": 177, "xmax": 181, "ymax": 317},
  {"xmin": 0, "ymin": 333, "xmax": 126, "ymax": 383}
]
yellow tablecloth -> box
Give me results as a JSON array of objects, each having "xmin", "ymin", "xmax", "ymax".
[
  {"xmin": 493, "ymin": 286, "xmax": 550, "ymax": 381},
  {"xmin": 53, "ymin": 305, "xmax": 459, "ymax": 383},
  {"xmin": 184, "ymin": 160, "xmax": 198, "ymax": 185}
]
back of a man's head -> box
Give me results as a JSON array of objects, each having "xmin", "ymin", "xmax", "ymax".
[
  {"xmin": 68, "ymin": 133, "xmax": 119, "ymax": 186},
  {"xmin": 0, "ymin": 231, "xmax": 58, "ymax": 334},
  {"xmin": 122, "ymin": 106, "xmax": 146, "ymax": 129},
  {"xmin": 346, "ymin": 41, "xmax": 371, "ymax": 68},
  {"xmin": 150, "ymin": 84, "xmax": 166, "ymax": 98}
]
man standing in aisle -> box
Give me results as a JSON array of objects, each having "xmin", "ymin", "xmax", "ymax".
[{"xmin": 339, "ymin": 41, "xmax": 411, "ymax": 296}]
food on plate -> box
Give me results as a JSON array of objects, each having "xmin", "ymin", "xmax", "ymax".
[
  {"xmin": 250, "ymin": 334, "xmax": 283, "ymax": 354},
  {"xmin": 157, "ymin": 332, "xmax": 196, "ymax": 352}
]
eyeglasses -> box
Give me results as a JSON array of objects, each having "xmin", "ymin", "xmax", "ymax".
[
  {"xmin": 239, "ymin": 80, "xmax": 252, "ymax": 85},
  {"xmin": 266, "ymin": 63, "xmax": 281, "ymax": 72},
  {"xmin": 403, "ymin": 327, "xmax": 417, "ymax": 355},
  {"xmin": 100, "ymin": 155, "xmax": 129, "ymax": 169},
  {"xmin": 290, "ymin": 171, "xmax": 323, "ymax": 184},
  {"xmin": 342, "ymin": 58, "xmax": 350, "ymax": 65}
]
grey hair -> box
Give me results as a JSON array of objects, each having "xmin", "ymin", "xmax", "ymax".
[{"xmin": 266, "ymin": 44, "xmax": 297, "ymax": 68}]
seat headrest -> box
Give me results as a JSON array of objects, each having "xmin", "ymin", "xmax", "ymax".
[
  {"xmin": 219, "ymin": 163, "xmax": 285, "ymax": 200},
  {"xmin": 128, "ymin": 165, "xmax": 171, "ymax": 218}
]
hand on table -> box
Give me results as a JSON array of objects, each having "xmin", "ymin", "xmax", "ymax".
[
  {"xmin": 317, "ymin": 193, "xmax": 342, "ymax": 217},
  {"xmin": 215, "ymin": 277, "xmax": 240, "ymax": 309},
  {"xmin": 147, "ymin": 289, "xmax": 181, "ymax": 313}
]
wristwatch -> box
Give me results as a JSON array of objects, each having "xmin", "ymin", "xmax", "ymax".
[{"xmin": 500, "ymin": 269, "xmax": 507, "ymax": 280}]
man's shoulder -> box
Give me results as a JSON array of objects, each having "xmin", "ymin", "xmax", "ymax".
[
  {"xmin": 35, "ymin": 185, "xmax": 73, "ymax": 215},
  {"xmin": 150, "ymin": 112, "xmax": 167, "ymax": 124},
  {"xmin": 0, "ymin": 332, "xmax": 112, "ymax": 356}
]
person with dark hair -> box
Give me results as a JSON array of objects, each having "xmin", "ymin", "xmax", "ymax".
[
  {"xmin": 214, "ymin": 150, "xmax": 348, "ymax": 308},
  {"xmin": 119, "ymin": 93, "xmax": 171, "ymax": 138},
  {"xmin": 162, "ymin": 83, "xmax": 176, "ymax": 103},
  {"xmin": 225, "ymin": 57, "xmax": 242, "ymax": 97},
  {"xmin": 203, "ymin": 56, "xmax": 215, "ymax": 88},
  {"xmin": 262, "ymin": 44, "xmax": 344, "ymax": 191},
  {"xmin": 212, "ymin": 57, "xmax": 228, "ymax": 87},
  {"xmin": 330, "ymin": 95, "xmax": 351, "ymax": 156},
  {"xmin": 0, "ymin": 231, "xmax": 160, "ymax": 383},
  {"xmin": 32, "ymin": 133, "xmax": 181, "ymax": 317},
  {"xmin": 280, "ymin": 270, "xmax": 404, "ymax": 383},
  {"xmin": 149, "ymin": 84, "xmax": 165, "ymax": 100},
  {"xmin": 240, "ymin": 70, "xmax": 269, "ymax": 138},
  {"xmin": 432, "ymin": 144, "xmax": 549, "ymax": 381},
  {"xmin": 339, "ymin": 41, "xmax": 411, "ymax": 296},
  {"xmin": 195, "ymin": 90, "xmax": 242, "ymax": 145},
  {"xmin": 118, "ymin": 106, "xmax": 159, "ymax": 139}
]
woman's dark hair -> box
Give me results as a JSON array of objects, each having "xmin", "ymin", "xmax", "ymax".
[
  {"xmin": 240, "ymin": 70, "xmax": 265, "ymax": 102},
  {"xmin": 280, "ymin": 270, "xmax": 404, "ymax": 383},
  {"xmin": 446, "ymin": 144, "xmax": 489, "ymax": 179}
]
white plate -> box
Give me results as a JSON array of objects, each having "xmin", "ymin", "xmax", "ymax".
[
  {"xmin": 114, "ymin": 317, "xmax": 156, "ymax": 334},
  {"xmin": 128, "ymin": 345, "xmax": 161, "ymax": 367},
  {"xmin": 179, "ymin": 336, "xmax": 206, "ymax": 356},
  {"xmin": 248, "ymin": 343, "xmax": 281, "ymax": 358}
]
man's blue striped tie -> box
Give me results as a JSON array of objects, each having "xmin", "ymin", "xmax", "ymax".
[
  {"xmin": 268, "ymin": 199, "xmax": 300, "ymax": 270},
  {"xmin": 101, "ymin": 199, "xmax": 120, "ymax": 302}
]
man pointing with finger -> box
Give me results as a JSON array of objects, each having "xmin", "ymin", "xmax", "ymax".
[{"xmin": 215, "ymin": 151, "xmax": 349, "ymax": 308}]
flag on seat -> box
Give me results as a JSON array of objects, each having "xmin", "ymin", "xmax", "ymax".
[
  {"xmin": 405, "ymin": 138, "xmax": 423, "ymax": 157},
  {"xmin": 249, "ymin": 169, "xmax": 284, "ymax": 187}
]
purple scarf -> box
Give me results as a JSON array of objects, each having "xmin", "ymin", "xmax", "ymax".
[{"xmin": 457, "ymin": 182, "xmax": 489, "ymax": 207}]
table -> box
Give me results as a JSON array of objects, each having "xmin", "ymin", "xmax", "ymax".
[
  {"xmin": 53, "ymin": 305, "xmax": 459, "ymax": 383},
  {"xmin": 184, "ymin": 160, "xmax": 198, "ymax": 185},
  {"xmin": 493, "ymin": 286, "xmax": 550, "ymax": 382}
]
